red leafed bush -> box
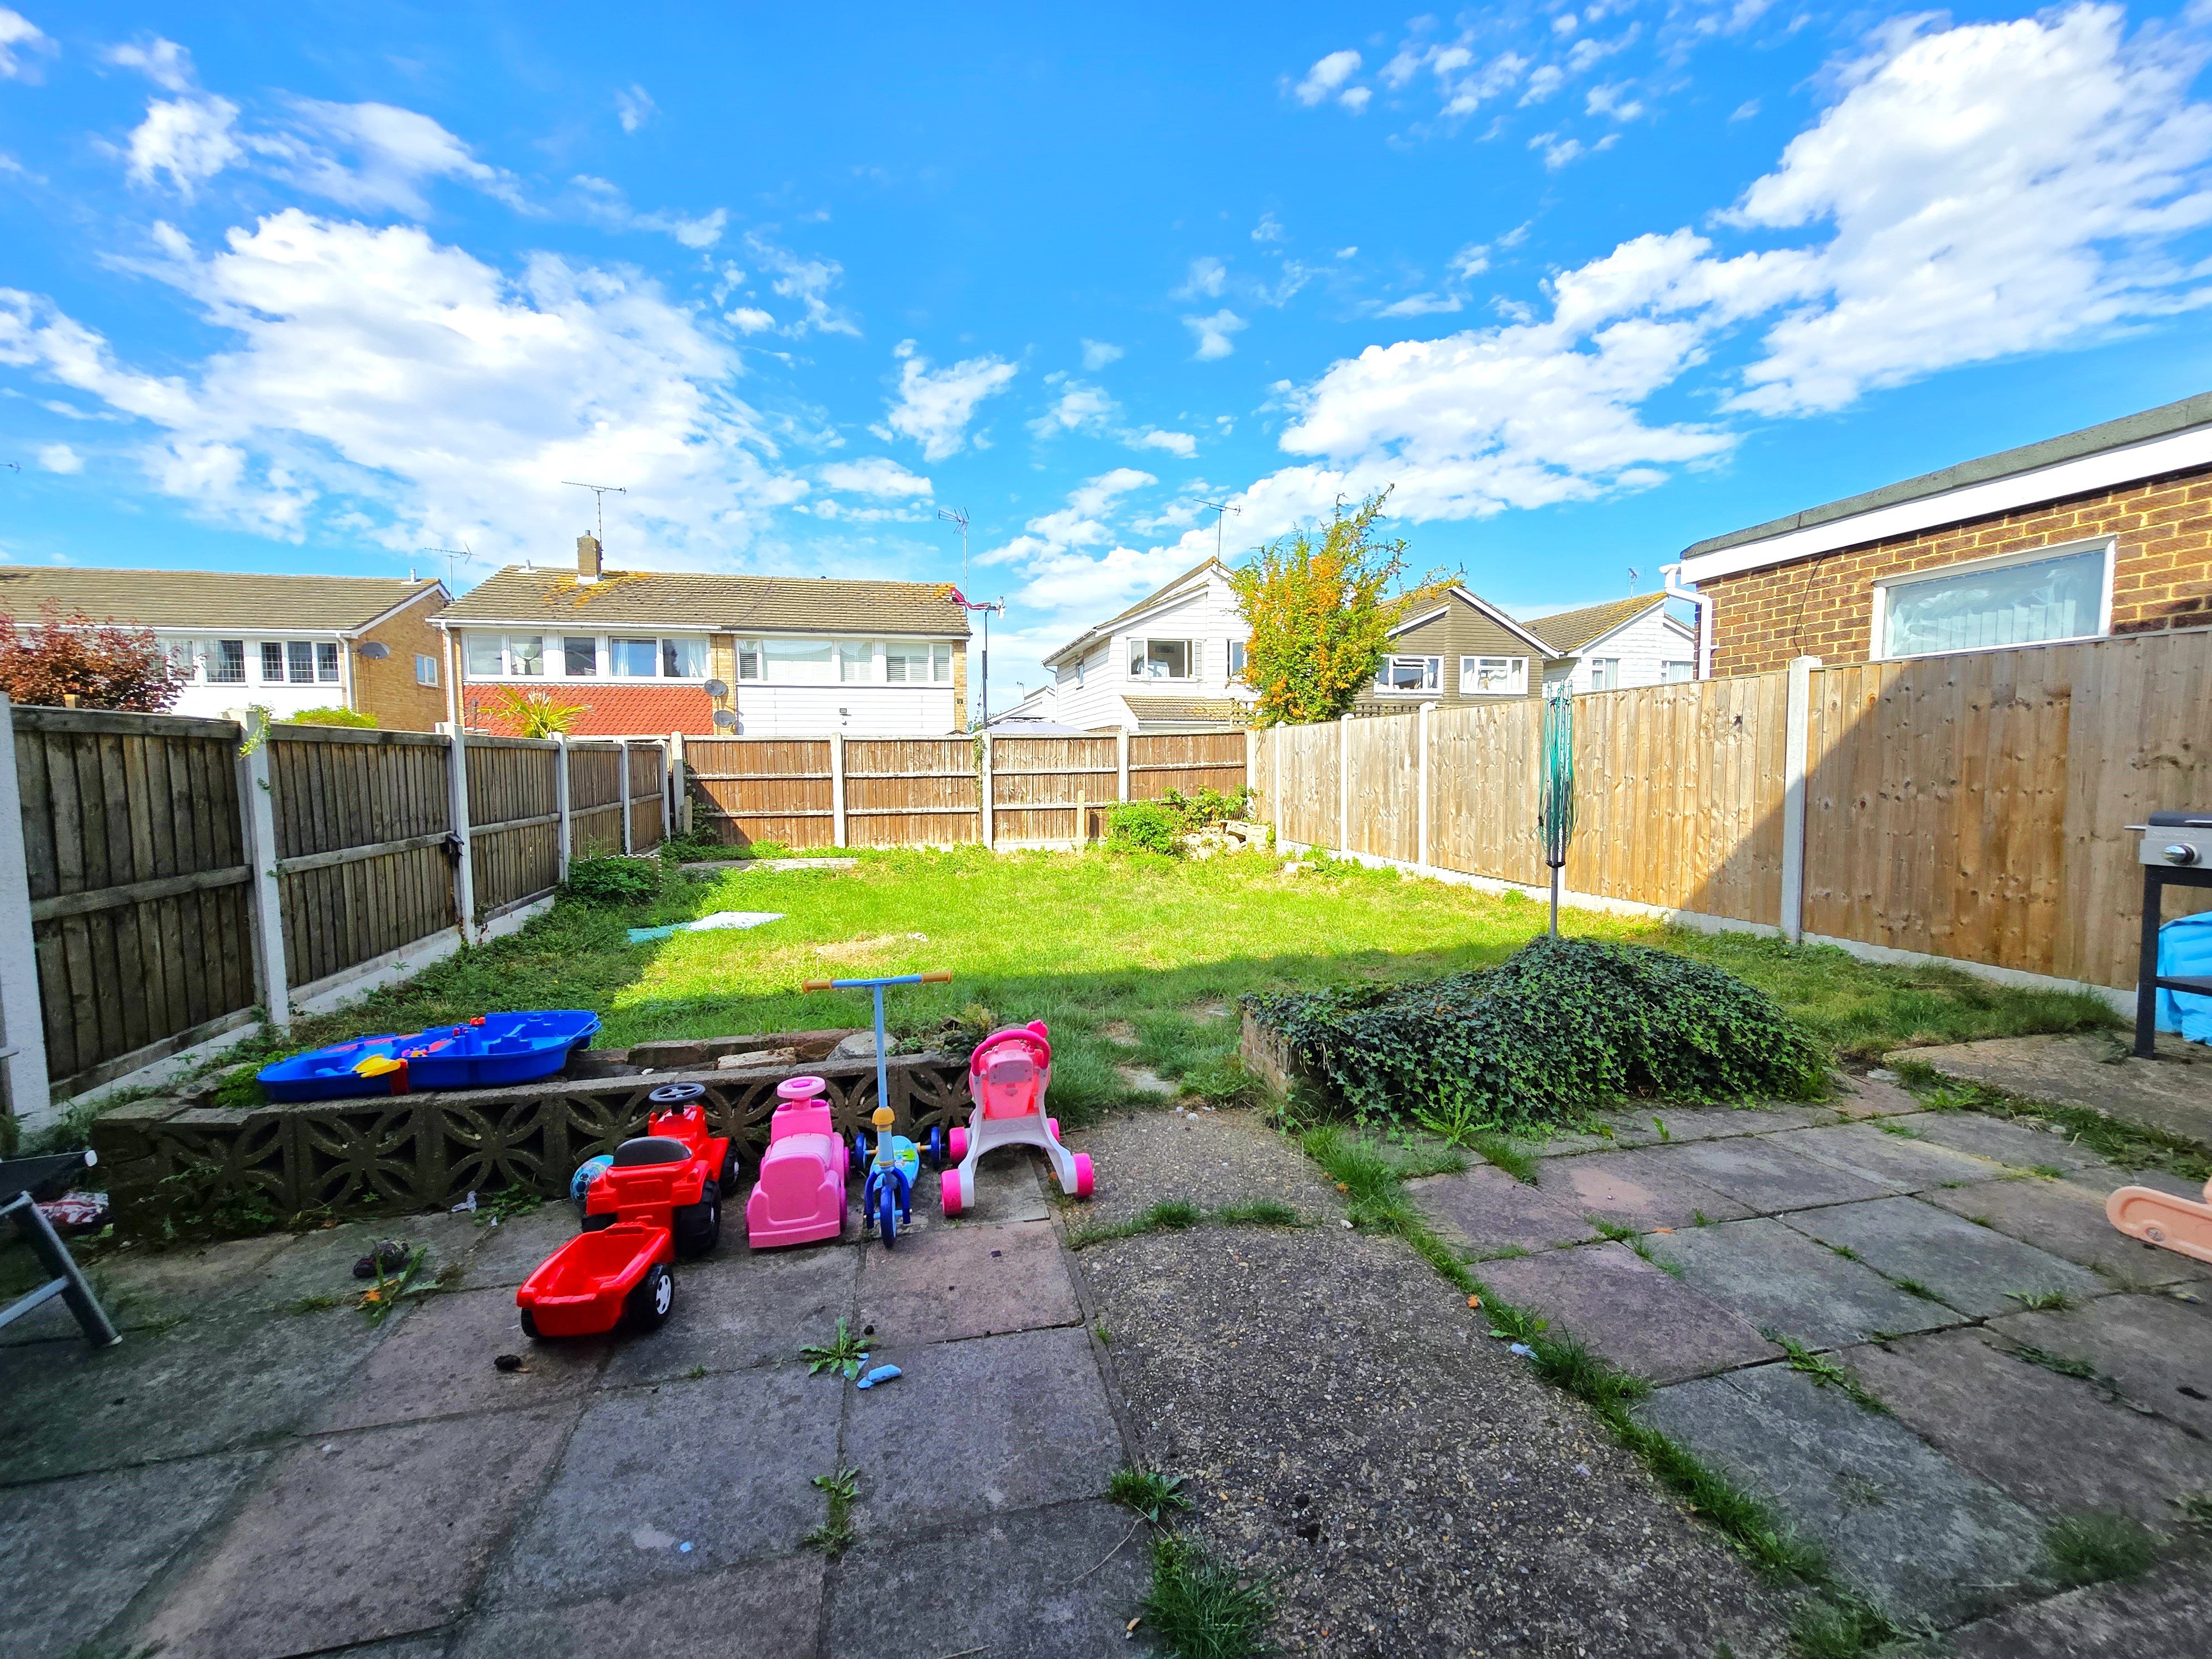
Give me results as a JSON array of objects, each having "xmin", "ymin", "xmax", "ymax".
[{"xmin": 0, "ymin": 603, "xmax": 190, "ymax": 712}]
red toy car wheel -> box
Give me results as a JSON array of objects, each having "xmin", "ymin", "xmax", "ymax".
[{"xmin": 624, "ymin": 1262, "xmax": 674, "ymax": 1331}]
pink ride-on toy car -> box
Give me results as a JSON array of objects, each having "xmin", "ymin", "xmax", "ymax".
[
  {"xmin": 746, "ymin": 1076, "xmax": 849, "ymax": 1248},
  {"xmin": 941, "ymin": 1021, "xmax": 1093, "ymax": 1215}
]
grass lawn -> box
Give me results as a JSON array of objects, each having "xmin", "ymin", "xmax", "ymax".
[{"xmin": 144, "ymin": 844, "xmax": 2116, "ymax": 1133}]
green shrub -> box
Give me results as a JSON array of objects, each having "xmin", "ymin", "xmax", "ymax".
[
  {"xmin": 285, "ymin": 706, "xmax": 377, "ymax": 728},
  {"xmin": 564, "ymin": 855, "xmax": 661, "ymax": 904},
  {"xmin": 1248, "ymin": 933, "xmax": 1829, "ymax": 1132},
  {"xmin": 1164, "ymin": 786, "xmax": 1250, "ymax": 828},
  {"xmin": 1106, "ymin": 800, "xmax": 1186, "ymax": 856}
]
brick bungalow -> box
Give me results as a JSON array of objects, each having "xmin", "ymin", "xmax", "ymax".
[
  {"xmin": 437, "ymin": 536, "xmax": 971, "ymax": 737},
  {"xmin": 1672, "ymin": 392, "xmax": 2212, "ymax": 676},
  {"xmin": 0, "ymin": 566, "xmax": 450, "ymax": 728}
]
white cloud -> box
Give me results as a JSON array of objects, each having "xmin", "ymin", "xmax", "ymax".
[
  {"xmin": 1335, "ymin": 245, "xmax": 1359, "ymax": 259},
  {"xmin": 105, "ymin": 36, "xmax": 192, "ymax": 92},
  {"xmin": 35, "ymin": 442, "xmax": 80, "ymax": 473},
  {"xmin": 745, "ymin": 234, "xmax": 859, "ymax": 336},
  {"xmin": 1253, "ymin": 212, "xmax": 1284, "ymax": 243},
  {"xmin": 1532, "ymin": 129, "xmax": 1618, "ymax": 169},
  {"xmin": 1339, "ymin": 86, "xmax": 1373, "ymax": 114},
  {"xmin": 1176, "ymin": 256, "xmax": 1227, "ymax": 300},
  {"xmin": 0, "ymin": 210, "xmax": 804, "ymax": 555},
  {"xmin": 726, "ymin": 306, "xmax": 776, "ymax": 333},
  {"xmin": 1029, "ymin": 378, "xmax": 1117, "ymax": 438},
  {"xmin": 1183, "ymin": 309, "xmax": 1246, "ymax": 361},
  {"xmin": 0, "ymin": 8, "xmax": 50, "ymax": 81},
  {"xmin": 122, "ymin": 96, "xmax": 243, "ymax": 197},
  {"xmin": 1586, "ymin": 82, "xmax": 1644, "ymax": 120},
  {"xmin": 874, "ymin": 340, "xmax": 1018, "ymax": 461},
  {"xmin": 570, "ymin": 178, "xmax": 726, "ymax": 248},
  {"xmin": 1293, "ymin": 50, "xmax": 1362, "ymax": 107},
  {"xmin": 1378, "ymin": 291, "xmax": 1465, "ymax": 317},
  {"xmin": 1134, "ymin": 429, "xmax": 1197, "ymax": 458},
  {"xmin": 819, "ymin": 457, "xmax": 931, "ymax": 498},
  {"xmin": 615, "ymin": 84, "xmax": 656, "ymax": 134},
  {"xmin": 1730, "ymin": 98, "xmax": 1760, "ymax": 123},
  {"xmin": 267, "ymin": 100, "xmax": 523, "ymax": 215},
  {"xmin": 1079, "ymin": 338, "xmax": 1123, "ymax": 371},
  {"xmin": 980, "ymin": 468, "xmax": 1180, "ymax": 619}
]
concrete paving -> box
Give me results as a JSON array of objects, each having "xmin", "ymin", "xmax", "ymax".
[
  {"xmin": 0, "ymin": 1152, "xmax": 1131, "ymax": 1659},
  {"xmin": 1475, "ymin": 1240, "xmax": 1782, "ymax": 1383},
  {"xmin": 1782, "ymin": 1195, "xmax": 2107, "ymax": 1318},
  {"xmin": 1910, "ymin": 1030, "xmax": 2212, "ymax": 1147},
  {"xmin": 1654, "ymin": 1216, "xmax": 1963, "ymax": 1349}
]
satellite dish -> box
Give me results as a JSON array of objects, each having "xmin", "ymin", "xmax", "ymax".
[
  {"xmin": 712, "ymin": 709, "xmax": 738, "ymax": 728},
  {"xmin": 354, "ymin": 641, "xmax": 392, "ymax": 660},
  {"xmin": 703, "ymin": 678, "xmax": 729, "ymax": 698}
]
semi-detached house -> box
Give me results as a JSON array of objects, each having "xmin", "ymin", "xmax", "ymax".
[{"xmin": 436, "ymin": 536, "xmax": 971, "ymax": 738}]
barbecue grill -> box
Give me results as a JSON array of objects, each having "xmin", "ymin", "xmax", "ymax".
[{"xmin": 2132, "ymin": 810, "xmax": 2212, "ymax": 1057}]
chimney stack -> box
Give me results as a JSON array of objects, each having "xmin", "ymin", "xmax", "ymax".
[{"xmin": 576, "ymin": 534, "xmax": 602, "ymax": 584}]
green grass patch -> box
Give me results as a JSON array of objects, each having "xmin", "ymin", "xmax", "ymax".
[
  {"xmin": 1070, "ymin": 1197, "xmax": 1302, "ymax": 1250},
  {"xmin": 1875, "ymin": 1120, "xmax": 1923, "ymax": 1139},
  {"xmin": 1768, "ymin": 1333, "xmax": 1888, "ymax": 1415},
  {"xmin": 2005, "ymin": 1343, "xmax": 2101, "ymax": 1383},
  {"xmin": 802, "ymin": 1465, "xmax": 859, "ymax": 1557},
  {"xmin": 1215, "ymin": 1198, "xmax": 1300, "ymax": 1227},
  {"xmin": 2044, "ymin": 1512, "xmax": 2162, "ymax": 1588},
  {"xmin": 1895, "ymin": 1278, "xmax": 1942, "ymax": 1302},
  {"xmin": 1470, "ymin": 1133, "xmax": 1541, "ymax": 1184},
  {"xmin": 1140, "ymin": 1531, "xmax": 1274, "ymax": 1659},
  {"xmin": 1788, "ymin": 1593, "xmax": 1902, "ymax": 1659},
  {"xmin": 1109, "ymin": 1464, "xmax": 1193, "ymax": 1524},
  {"xmin": 2175, "ymin": 1491, "xmax": 2212, "ymax": 1533},
  {"xmin": 2005, "ymin": 1289, "xmax": 2077, "ymax": 1313}
]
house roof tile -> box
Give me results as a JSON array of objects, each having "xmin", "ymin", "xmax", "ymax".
[
  {"xmin": 462, "ymin": 681, "xmax": 717, "ymax": 738},
  {"xmin": 442, "ymin": 566, "xmax": 971, "ymax": 637},
  {"xmin": 1525, "ymin": 594, "xmax": 1670, "ymax": 655},
  {"xmin": 0, "ymin": 567, "xmax": 445, "ymax": 633}
]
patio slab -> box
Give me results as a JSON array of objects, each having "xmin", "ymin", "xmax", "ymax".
[
  {"xmin": 599, "ymin": 1241, "xmax": 858, "ymax": 1387},
  {"xmin": 1989, "ymin": 1291, "xmax": 2212, "ymax": 1438},
  {"xmin": 485, "ymin": 1366, "xmax": 838, "ymax": 1608},
  {"xmin": 1924, "ymin": 1176, "xmax": 2212, "ymax": 1288},
  {"xmin": 1944, "ymin": 1552, "xmax": 2212, "ymax": 1657},
  {"xmin": 1067, "ymin": 1105, "xmax": 1343, "ymax": 1229},
  {"xmin": 1829, "ymin": 1072, "xmax": 1924, "ymax": 1119},
  {"xmin": 826, "ymin": 1499, "xmax": 1149, "ymax": 1659},
  {"xmin": 1844, "ymin": 1325, "xmax": 2212, "ymax": 1525},
  {"xmin": 942, "ymin": 1150, "xmax": 1051, "ymax": 1225},
  {"xmin": 451, "ymin": 1206, "xmax": 584, "ymax": 1289},
  {"xmin": 1653, "ymin": 1217, "xmax": 1964, "ymax": 1350},
  {"xmin": 455, "ymin": 1553, "xmax": 824, "ymax": 1658},
  {"xmin": 0, "ymin": 1232, "xmax": 298, "ymax": 1345},
  {"xmin": 230, "ymin": 1215, "xmax": 487, "ymax": 1311},
  {"xmin": 1909, "ymin": 1031, "xmax": 2212, "ymax": 1149},
  {"xmin": 1769, "ymin": 1120, "xmax": 2008, "ymax": 1193},
  {"xmin": 315, "ymin": 1287, "xmax": 611, "ymax": 1430},
  {"xmin": 1533, "ymin": 1147, "xmax": 1751, "ymax": 1230},
  {"xmin": 1474, "ymin": 1241, "xmax": 1781, "ymax": 1383},
  {"xmin": 854, "ymin": 1217, "xmax": 1080, "ymax": 1348},
  {"xmin": 1636, "ymin": 1364, "xmax": 2044, "ymax": 1622},
  {"xmin": 0, "ymin": 1450, "xmax": 269, "ymax": 1658},
  {"xmin": 1658, "ymin": 1135, "xmax": 1903, "ymax": 1212},
  {"xmin": 1408, "ymin": 1164, "xmax": 1601, "ymax": 1253},
  {"xmin": 1782, "ymin": 1196, "xmax": 2106, "ymax": 1318},
  {"xmin": 0, "ymin": 1304, "xmax": 387, "ymax": 1484},
  {"xmin": 1905, "ymin": 1111, "xmax": 2111, "ymax": 1176},
  {"xmin": 844, "ymin": 1325, "xmax": 1122, "ymax": 1534},
  {"xmin": 138, "ymin": 1404, "xmax": 575, "ymax": 1659}
]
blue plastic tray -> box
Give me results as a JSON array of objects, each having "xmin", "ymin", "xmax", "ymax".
[{"xmin": 258, "ymin": 1010, "xmax": 602, "ymax": 1102}]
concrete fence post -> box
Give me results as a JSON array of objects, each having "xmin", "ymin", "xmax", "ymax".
[
  {"xmin": 617, "ymin": 739, "xmax": 633, "ymax": 856},
  {"xmin": 0, "ymin": 695, "xmax": 54, "ymax": 1131},
  {"xmin": 1271, "ymin": 725, "xmax": 1284, "ymax": 851},
  {"xmin": 1780, "ymin": 655, "xmax": 1821, "ymax": 945},
  {"xmin": 830, "ymin": 732, "xmax": 848, "ymax": 848},
  {"xmin": 670, "ymin": 731, "xmax": 690, "ymax": 838},
  {"xmin": 445, "ymin": 723, "xmax": 477, "ymax": 943},
  {"xmin": 554, "ymin": 733, "xmax": 572, "ymax": 884},
  {"xmin": 1416, "ymin": 701, "xmax": 1432, "ymax": 874},
  {"xmin": 239, "ymin": 738, "xmax": 291, "ymax": 1030},
  {"xmin": 1337, "ymin": 712, "xmax": 1353, "ymax": 856},
  {"xmin": 980, "ymin": 733, "xmax": 995, "ymax": 850}
]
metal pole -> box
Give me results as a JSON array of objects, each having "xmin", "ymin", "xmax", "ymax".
[{"xmin": 2137, "ymin": 865, "xmax": 2163, "ymax": 1059}]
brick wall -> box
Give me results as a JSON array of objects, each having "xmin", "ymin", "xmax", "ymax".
[
  {"xmin": 352, "ymin": 588, "xmax": 449, "ymax": 729},
  {"xmin": 1699, "ymin": 462, "xmax": 2212, "ymax": 676}
]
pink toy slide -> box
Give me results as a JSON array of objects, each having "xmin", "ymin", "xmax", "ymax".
[
  {"xmin": 941, "ymin": 1022, "xmax": 1093, "ymax": 1214},
  {"xmin": 745, "ymin": 1076, "xmax": 847, "ymax": 1248}
]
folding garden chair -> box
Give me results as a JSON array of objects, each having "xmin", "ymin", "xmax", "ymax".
[{"xmin": 0, "ymin": 1149, "xmax": 120, "ymax": 1347}]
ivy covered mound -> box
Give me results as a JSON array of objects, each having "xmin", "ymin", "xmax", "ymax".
[{"xmin": 1248, "ymin": 935, "xmax": 1829, "ymax": 1132}]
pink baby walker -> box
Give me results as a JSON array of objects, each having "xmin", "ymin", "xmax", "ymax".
[
  {"xmin": 744, "ymin": 1076, "xmax": 848, "ymax": 1248},
  {"xmin": 940, "ymin": 1021, "xmax": 1094, "ymax": 1215}
]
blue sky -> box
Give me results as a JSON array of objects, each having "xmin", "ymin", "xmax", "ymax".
[{"xmin": 3, "ymin": 3, "xmax": 2211, "ymax": 706}]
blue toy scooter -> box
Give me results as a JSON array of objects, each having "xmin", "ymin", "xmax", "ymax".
[{"xmin": 801, "ymin": 970, "xmax": 948, "ymax": 1249}]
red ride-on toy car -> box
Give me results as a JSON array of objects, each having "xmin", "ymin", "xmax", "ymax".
[{"xmin": 518, "ymin": 1083, "xmax": 736, "ymax": 1339}]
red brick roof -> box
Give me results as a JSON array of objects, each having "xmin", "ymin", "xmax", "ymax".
[{"xmin": 463, "ymin": 682, "xmax": 715, "ymax": 737}]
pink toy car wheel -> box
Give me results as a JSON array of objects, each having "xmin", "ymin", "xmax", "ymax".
[
  {"xmin": 1047, "ymin": 1117, "xmax": 1060, "ymax": 1140},
  {"xmin": 940, "ymin": 1168, "xmax": 963, "ymax": 1215},
  {"xmin": 948, "ymin": 1126, "xmax": 967, "ymax": 1161},
  {"xmin": 1072, "ymin": 1154, "xmax": 1093, "ymax": 1198}
]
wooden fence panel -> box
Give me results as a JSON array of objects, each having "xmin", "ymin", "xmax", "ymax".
[
  {"xmin": 1428, "ymin": 699, "xmax": 1544, "ymax": 885},
  {"xmin": 466, "ymin": 737, "xmax": 561, "ymax": 917},
  {"xmin": 992, "ymin": 736, "xmax": 1117, "ymax": 845},
  {"xmin": 1128, "ymin": 731, "xmax": 1248, "ymax": 801},
  {"xmin": 1562, "ymin": 676, "xmax": 1787, "ymax": 924},
  {"xmin": 1343, "ymin": 714, "xmax": 1421, "ymax": 863},
  {"xmin": 270, "ymin": 728, "xmax": 455, "ymax": 994},
  {"xmin": 846, "ymin": 738, "xmax": 980, "ymax": 847},
  {"xmin": 1274, "ymin": 722, "xmax": 1339, "ymax": 849},
  {"xmin": 567, "ymin": 743, "xmax": 626, "ymax": 857},
  {"xmin": 684, "ymin": 737, "xmax": 836, "ymax": 848},
  {"xmin": 627, "ymin": 741, "xmax": 666, "ymax": 854},
  {"xmin": 13, "ymin": 708, "xmax": 257, "ymax": 1097}
]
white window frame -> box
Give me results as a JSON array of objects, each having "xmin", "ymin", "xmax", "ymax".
[
  {"xmin": 415, "ymin": 653, "xmax": 439, "ymax": 687},
  {"xmin": 1869, "ymin": 537, "xmax": 2116, "ymax": 664},
  {"xmin": 1458, "ymin": 655, "xmax": 1527, "ymax": 696},
  {"xmin": 1228, "ymin": 639, "xmax": 1248, "ymax": 681},
  {"xmin": 1375, "ymin": 654, "xmax": 1442, "ymax": 694},
  {"xmin": 1127, "ymin": 637, "xmax": 1195, "ymax": 681},
  {"xmin": 1585, "ymin": 657, "xmax": 1621, "ymax": 692},
  {"xmin": 1660, "ymin": 659, "xmax": 1695, "ymax": 684}
]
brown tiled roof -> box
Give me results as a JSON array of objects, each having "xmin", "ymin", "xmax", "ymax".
[
  {"xmin": 444, "ymin": 566, "xmax": 970, "ymax": 637},
  {"xmin": 1119, "ymin": 694, "xmax": 1248, "ymax": 729},
  {"xmin": 1525, "ymin": 594, "xmax": 1670, "ymax": 655},
  {"xmin": 0, "ymin": 567, "xmax": 444, "ymax": 632}
]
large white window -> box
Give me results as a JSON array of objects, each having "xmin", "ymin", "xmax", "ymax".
[
  {"xmin": 610, "ymin": 637, "xmax": 659, "ymax": 677},
  {"xmin": 837, "ymin": 640, "xmax": 876, "ymax": 683},
  {"xmin": 1460, "ymin": 655, "xmax": 1527, "ymax": 696},
  {"xmin": 206, "ymin": 639, "xmax": 246, "ymax": 685},
  {"xmin": 1874, "ymin": 542, "xmax": 2112, "ymax": 660},
  {"xmin": 259, "ymin": 640, "xmax": 340, "ymax": 684},
  {"xmin": 1128, "ymin": 638, "xmax": 1192, "ymax": 680},
  {"xmin": 1662, "ymin": 659, "xmax": 1695, "ymax": 684},
  {"xmin": 1585, "ymin": 657, "xmax": 1621, "ymax": 692},
  {"xmin": 765, "ymin": 637, "xmax": 834, "ymax": 682},
  {"xmin": 886, "ymin": 641, "xmax": 953, "ymax": 683},
  {"xmin": 1376, "ymin": 655, "xmax": 1441, "ymax": 693},
  {"xmin": 661, "ymin": 637, "xmax": 706, "ymax": 679}
]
